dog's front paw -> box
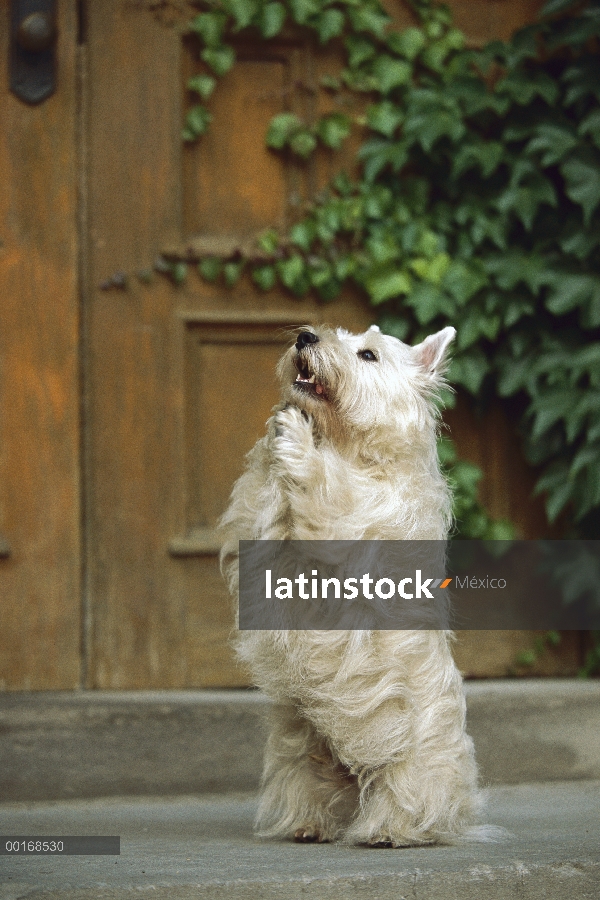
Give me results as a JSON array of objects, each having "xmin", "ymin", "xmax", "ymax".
[
  {"xmin": 272, "ymin": 405, "xmax": 314, "ymax": 476},
  {"xmin": 273, "ymin": 404, "xmax": 310, "ymax": 437}
]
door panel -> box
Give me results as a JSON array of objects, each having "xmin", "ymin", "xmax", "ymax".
[{"xmin": 0, "ymin": 0, "xmax": 80, "ymax": 690}]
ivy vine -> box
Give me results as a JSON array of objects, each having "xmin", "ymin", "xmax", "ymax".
[{"xmin": 175, "ymin": 0, "xmax": 600, "ymax": 556}]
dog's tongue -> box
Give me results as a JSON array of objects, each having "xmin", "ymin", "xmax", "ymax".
[{"xmin": 315, "ymin": 384, "xmax": 323, "ymax": 394}]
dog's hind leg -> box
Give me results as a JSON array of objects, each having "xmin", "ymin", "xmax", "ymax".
[
  {"xmin": 257, "ymin": 702, "xmax": 358, "ymax": 843},
  {"xmin": 344, "ymin": 744, "xmax": 481, "ymax": 847}
]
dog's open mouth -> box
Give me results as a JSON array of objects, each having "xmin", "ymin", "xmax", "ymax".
[{"xmin": 294, "ymin": 359, "xmax": 326, "ymax": 397}]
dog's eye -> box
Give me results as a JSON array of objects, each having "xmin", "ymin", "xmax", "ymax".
[{"xmin": 358, "ymin": 349, "xmax": 378, "ymax": 361}]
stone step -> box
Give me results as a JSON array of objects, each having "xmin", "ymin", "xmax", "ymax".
[
  {"xmin": 1, "ymin": 680, "xmax": 599, "ymax": 802},
  {"xmin": 1, "ymin": 781, "xmax": 599, "ymax": 899}
]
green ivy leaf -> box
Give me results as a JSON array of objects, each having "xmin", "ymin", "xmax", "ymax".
[
  {"xmin": 358, "ymin": 138, "xmax": 408, "ymax": 181},
  {"xmin": 366, "ymin": 101, "xmax": 403, "ymax": 137},
  {"xmin": 561, "ymin": 151, "xmax": 600, "ymax": 225},
  {"xmin": 496, "ymin": 354, "xmax": 533, "ymax": 396},
  {"xmin": 365, "ymin": 267, "xmax": 411, "ymax": 304},
  {"xmin": 443, "ymin": 260, "xmax": 487, "ymax": 305},
  {"xmin": 252, "ymin": 265, "xmax": 276, "ymax": 291},
  {"xmin": 366, "ymin": 231, "xmax": 399, "ymax": 264},
  {"xmin": 290, "ymin": 220, "xmax": 317, "ymax": 252},
  {"xmin": 525, "ymin": 123, "xmax": 578, "ymax": 166},
  {"xmin": 452, "ymin": 141, "xmax": 504, "ymax": 178},
  {"xmin": 348, "ymin": 4, "xmax": 391, "ymax": 38},
  {"xmin": 317, "ymin": 113, "xmax": 351, "ymax": 149},
  {"xmin": 544, "ymin": 477, "xmax": 573, "ymax": 523},
  {"xmin": 320, "ymin": 74, "xmax": 341, "ymax": 91},
  {"xmin": 516, "ymin": 649, "xmax": 537, "ymax": 667},
  {"xmin": 277, "ymin": 255, "xmax": 306, "ymax": 289},
  {"xmin": 316, "ymin": 278, "xmax": 342, "ymax": 302},
  {"xmin": 372, "ymin": 55, "xmax": 412, "ymax": 93},
  {"xmin": 448, "ymin": 460, "xmax": 482, "ymax": 494},
  {"xmin": 266, "ymin": 113, "xmax": 302, "ymax": 149},
  {"xmin": 222, "ymin": 0, "xmax": 257, "ymax": 30},
  {"xmin": 579, "ymin": 109, "xmax": 600, "ymax": 150},
  {"xmin": 545, "ymin": 272, "xmax": 600, "ymax": 316},
  {"xmin": 497, "ymin": 69, "xmax": 558, "ymax": 105},
  {"xmin": 344, "ymin": 34, "xmax": 377, "ymax": 68},
  {"xmin": 317, "ymin": 7, "xmax": 345, "ymax": 43},
  {"xmin": 333, "ymin": 171, "xmax": 353, "ymax": 196},
  {"xmin": 379, "ymin": 313, "xmax": 410, "ymax": 341},
  {"xmin": 289, "ymin": 129, "xmax": 318, "ymax": 158},
  {"xmin": 406, "ymin": 281, "xmax": 447, "ymax": 325},
  {"xmin": 569, "ymin": 443, "xmax": 600, "ymax": 480},
  {"xmin": 484, "ymin": 251, "xmax": 546, "ymax": 292},
  {"xmin": 260, "ymin": 2, "xmax": 286, "ymax": 37},
  {"xmin": 448, "ymin": 350, "xmax": 490, "ymax": 394},
  {"xmin": 422, "ymin": 29, "xmax": 465, "ymax": 71},
  {"xmin": 404, "ymin": 95, "xmax": 465, "ymax": 151},
  {"xmin": 486, "ymin": 520, "xmax": 516, "ymax": 541},
  {"xmin": 187, "ymin": 75, "xmax": 216, "ymax": 100},
  {"xmin": 198, "ymin": 257, "xmax": 222, "ymax": 282},
  {"xmin": 171, "ymin": 261, "xmax": 188, "ymax": 285},
  {"xmin": 455, "ymin": 309, "xmax": 500, "ymax": 350},
  {"xmin": 530, "ymin": 389, "xmax": 574, "ymax": 440},
  {"xmin": 409, "ymin": 252, "xmax": 451, "ymax": 285},
  {"xmin": 495, "ymin": 174, "xmax": 557, "ymax": 231},
  {"xmin": 183, "ymin": 105, "xmax": 212, "ymax": 139},
  {"xmin": 258, "ymin": 229, "xmax": 279, "ymax": 254},
  {"xmin": 341, "ymin": 67, "xmax": 378, "ymax": 92},
  {"xmin": 387, "ymin": 27, "xmax": 426, "ymax": 60},
  {"xmin": 190, "ymin": 12, "xmax": 226, "ymax": 48},
  {"xmin": 224, "ymin": 260, "xmax": 245, "ymax": 286},
  {"xmin": 289, "ymin": 0, "xmax": 320, "ymax": 26},
  {"xmin": 334, "ymin": 254, "xmax": 355, "ymax": 280},
  {"xmin": 504, "ymin": 24, "xmax": 539, "ymax": 66},
  {"xmin": 308, "ymin": 259, "xmax": 333, "ymax": 288},
  {"xmin": 563, "ymin": 59, "xmax": 600, "ymax": 107},
  {"xmin": 201, "ymin": 46, "xmax": 236, "ymax": 76}
]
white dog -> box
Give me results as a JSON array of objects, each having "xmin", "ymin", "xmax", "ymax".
[{"xmin": 220, "ymin": 324, "xmax": 483, "ymax": 846}]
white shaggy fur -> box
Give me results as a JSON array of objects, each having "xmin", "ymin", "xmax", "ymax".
[{"xmin": 220, "ymin": 324, "xmax": 483, "ymax": 847}]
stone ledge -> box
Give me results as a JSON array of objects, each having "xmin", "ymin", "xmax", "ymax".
[
  {"xmin": 0, "ymin": 782, "xmax": 598, "ymax": 900},
  {"xmin": 0, "ymin": 680, "xmax": 599, "ymax": 801}
]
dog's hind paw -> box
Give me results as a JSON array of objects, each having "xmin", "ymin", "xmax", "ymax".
[
  {"xmin": 294, "ymin": 826, "xmax": 329, "ymax": 843},
  {"xmin": 367, "ymin": 836, "xmax": 401, "ymax": 848}
]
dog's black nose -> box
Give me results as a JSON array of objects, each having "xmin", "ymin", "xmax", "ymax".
[{"xmin": 296, "ymin": 331, "xmax": 319, "ymax": 351}]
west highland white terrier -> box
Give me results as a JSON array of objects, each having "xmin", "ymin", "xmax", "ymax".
[{"xmin": 220, "ymin": 324, "xmax": 483, "ymax": 847}]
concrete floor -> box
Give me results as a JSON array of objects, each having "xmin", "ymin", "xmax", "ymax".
[{"xmin": 1, "ymin": 780, "xmax": 599, "ymax": 899}]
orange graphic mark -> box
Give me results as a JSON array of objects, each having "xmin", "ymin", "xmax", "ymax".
[{"xmin": 440, "ymin": 578, "xmax": 452, "ymax": 589}]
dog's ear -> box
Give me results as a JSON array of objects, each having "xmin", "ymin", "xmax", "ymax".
[
  {"xmin": 368, "ymin": 324, "xmax": 380, "ymax": 332},
  {"xmin": 412, "ymin": 326, "xmax": 456, "ymax": 374}
]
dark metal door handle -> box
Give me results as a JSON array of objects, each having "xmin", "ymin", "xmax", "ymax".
[{"xmin": 10, "ymin": 1, "xmax": 57, "ymax": 104}]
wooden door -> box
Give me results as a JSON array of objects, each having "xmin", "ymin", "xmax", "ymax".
[
  {"xmin": 82, "ymin": 1, "xmax": 371, "ymax": 688},
  {"xmin": 0, "ymin": 1, "xmax": 81, "ymax": 690},
  {"xmin": 2, "ymin": 0, "xmax": 575, "ymax": 692}
]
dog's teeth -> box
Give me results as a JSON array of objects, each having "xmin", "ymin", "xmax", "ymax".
[{"xmin": 308, "ymin": 375, "xmax": 315, "ymax": 383}]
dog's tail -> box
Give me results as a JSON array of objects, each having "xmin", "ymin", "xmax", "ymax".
[{"xmin": 450, "ymin": 823, "xmax": 512, "ymax": 844}]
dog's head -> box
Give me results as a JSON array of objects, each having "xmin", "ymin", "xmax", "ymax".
[{"xmin": 277, "ymin": 324, "xmax": 455, "ymax": 447}]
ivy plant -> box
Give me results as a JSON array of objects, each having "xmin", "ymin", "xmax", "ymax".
[{"xmin": 180, "ymin": 0, "xmax": 600, "ymax": 556}]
